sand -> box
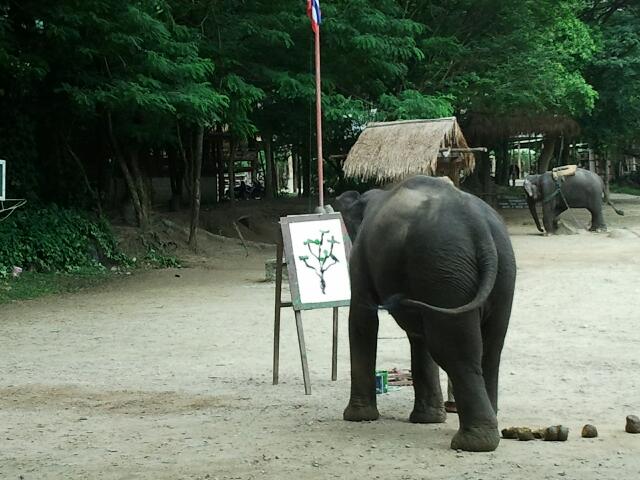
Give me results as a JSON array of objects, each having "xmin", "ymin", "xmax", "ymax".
[{"xmin": 1, "ymin": 194, "xmax": 639, "ymax": 479}]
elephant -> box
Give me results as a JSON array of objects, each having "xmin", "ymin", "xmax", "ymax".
[
  {"xmin": 523, "ymin": 167, "xmax": 624, "ymax": 234},
  {"xmin": 334, "ymin": 175, "xmax": 516, "ymax": 452}
]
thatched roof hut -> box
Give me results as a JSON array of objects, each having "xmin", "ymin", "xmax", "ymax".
[{"xmin": 343, "ymin": 117, "xmax": 479, "ymax": 183}]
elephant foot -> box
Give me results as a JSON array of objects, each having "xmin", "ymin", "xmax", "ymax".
[
  {"xmin": 590, "ymin": 225, "xmax": 607, "ymax": 233},
  {"xmin": 343, "ymin": 402, "xmax": 379, "ymax": 422},
  {"xmin": 410, "ymin": 405, "xmax": 446, "ymax": 424},
  {"xmin": 450, "ymin": 425, "xmax": 500, "ymax": 452}
]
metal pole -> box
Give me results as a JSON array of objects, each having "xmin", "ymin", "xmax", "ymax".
[{"xmin": 314, "ymin": 27, "xmax": 324, "ymax": 208}]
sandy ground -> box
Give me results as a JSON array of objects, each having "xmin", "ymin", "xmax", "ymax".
[{"xmin": 1, "ymin": 195, "xmax": 640, "ymax": 479}]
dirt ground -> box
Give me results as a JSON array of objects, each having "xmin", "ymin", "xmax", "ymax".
[{"xmin": 1, "ymin": 194, "xmax": 639, "ymax": 480}]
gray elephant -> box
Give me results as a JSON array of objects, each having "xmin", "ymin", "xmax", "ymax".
[
  {"xmin": 523, "ymin": 167, "xmax": 624, "ymax": 234},
  {"xmin": 335, "ymin": 175, "xmax": 516, "ymax": 452}
]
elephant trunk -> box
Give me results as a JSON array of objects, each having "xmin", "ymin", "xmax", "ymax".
[{"xmin": 526, "ymin": 195, "xmax": 544, "ymax": 232}]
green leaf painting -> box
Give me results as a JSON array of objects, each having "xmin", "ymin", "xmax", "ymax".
[{"xmin": 298, "ymin": 230, "xmax": 341, "ymax": 294}]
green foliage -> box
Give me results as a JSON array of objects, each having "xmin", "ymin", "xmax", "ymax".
[
  {"xmin": 0, "ymin": 113, "xmax": 40, "ymax": 200},
  {"xmin": 407, "ymin": 0, "xmax": 598, "ymax": 117},
  {"xmin": 0, "ymin": 206, "xmax": 129, "ymax": 277},
  {"xmin": 581, "ymin": 2, "xmax": 640, "ymax": 148},
  {"xmin": 53, "ymin": 0, "xmax": 228, "ymax": 142},
  {"xmin": 0, "ymin": 270, "xmax": 111, "ymax": 304},
  {"xmin": 0, "ymin": 0, "xmax": 637, "ymax": 207},
  {"xmin": 143, "ymin": 247, "xmax": 181, "ymax": 268},
  {"xmin": 610, "ymin": 184, "xmax": 640, "ymax": 196},
  {"xmin": 138, "ymin": 233, "xmax": 181, "ymax": 268},
  {"xmin": 378, "ymin": 90, "xmax": 454, "ymax": 120}
]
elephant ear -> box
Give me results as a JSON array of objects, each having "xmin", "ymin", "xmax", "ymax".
[
  {"xmin": 336, "ymin": 190, "xmax": 377, "ymax": 241},
  {"xmin": 335, "ymin": 190, "xmax": 361, "ymax": 212},
  {"xmin": 523, "ymin": 179, "xmax": 537, "ymax": 199}
]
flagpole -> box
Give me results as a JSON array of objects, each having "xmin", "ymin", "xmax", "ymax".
[{"xmin": 314, "ymin": 26, "xmax": 324, "ymax": 208}]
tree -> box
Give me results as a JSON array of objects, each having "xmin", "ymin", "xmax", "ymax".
[
  {"xmin": 581, "ymin": 2, "xmax": 640, "ymax": 155},
  {"xmin": 402, "ymin": 1, "xmax": 598, "ymax": 180},
  {"xmin": 0, "ymin": 1, "xmax": 228, "ymax": 228},
  {"xmin": 55, "ymin": 1, "xmax": 227, "ymax": 227}
]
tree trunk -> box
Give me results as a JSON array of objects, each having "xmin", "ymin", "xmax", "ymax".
[
  {"xmin": 167, "ymin": 147, "xmax": 183, "ymax": 211},
  {"xmin": 603, "ymin": 150, "xmax": 610, "ymax": 198},
  {"xmin": 216, "ymin": 137, "xmax": 225, "ymax": 203},
  {"xmin": 228, "ymin": 138, "xmax": 236, "ymax": 203},
  {"xmin": 478, "ymin": 150, "xmax": 491, "ymax": 194},
  {"xmin": 65, "ymin": 142, "xmax": 103, "ymax": 216},
  {"xmin": 177, "ymin": 123, "xmax": 193, "ymax": 199},
  {"xmin": 140, "ymin": 148, "xmax": 155, "ymax": 207},
  {"xmin": 495, "ymin": 142, "xmax": 509, "ymax": 186},
  {"xmin": 273, "ymin": 154, "xmax": 279, "ymax": 195},
  {"xmin": 264, "ymin": 135, "xmax": 274, "ymax": 198},
  {"xmin": 106, "ymin": 113, "xmax": 147, "ymax": 227},
  {"xmin": 188, "ymin": 125, "xmax": 205, "ymax": 250},
  {"xmin": 302, "ymin": 149, "xmax": 311, "ymax": 197},
  {"xmin": 538, "ymin": 135, "xmax": 558, "ymax": 173},
  {"xmin": 129, "ymin": 149, "xmax": 150, "ymax": 226},
  {"xmin": 292, "ymin": 150, "xmax": 298, "ymax": 194},
  {"xmin": 203, "ymin": 137, "xmax": 213, "ymax": 203},
  {"xmin": 251, "ymin": 145, "xmax": 258, "ymax": 185},
  {"xmin": 296, "ymin": 152, "xmax": 303, "ymax": 196},
  {"xmin": 560, "ymin": 137, "xmax": 571, "ymax": 165}
]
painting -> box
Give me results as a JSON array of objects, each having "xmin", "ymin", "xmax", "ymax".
[{"xmin": 280, "ymin": 213, "xmax": 352, "ymax": 310}]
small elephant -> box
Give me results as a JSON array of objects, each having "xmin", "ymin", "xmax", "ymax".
[
  {"xmin": 335, "ymin": 175, "xmax": 516, "ymax": 452},
  {"xmin": 523, "ymin": 167, "xmax": 624, "ymax": 234}
]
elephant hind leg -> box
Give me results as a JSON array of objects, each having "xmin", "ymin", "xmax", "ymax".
[
  {"xmin": 481, "ymin": 303, "xmax": 512, "ymax": 414},
  {"xmin": 424, "ymin": 311, "xmax": 500, "ymax": 452},
  {"xmin": 588, "ymin": 206, "xmax": 607, "ymax": 231},
  {"xmin": 403, "ymin": 321, "xmax": 446, "ymax": 423}
]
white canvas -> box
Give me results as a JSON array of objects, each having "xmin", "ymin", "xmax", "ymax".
[{"xmin": 288, "ymin": 218, "xmax": 351, "ymax": 305}]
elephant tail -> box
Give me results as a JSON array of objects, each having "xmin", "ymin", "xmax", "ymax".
[
  {"xmin": 603, "ymin": 185, "xmax": 624, "ymax": 216},
  {"xmin": 387, "ymin": 231, "xmax": 499, "ymax": 316},
  {"xmin": 606, "ymin": 197, "xmax": 624, "ymax": 216}
]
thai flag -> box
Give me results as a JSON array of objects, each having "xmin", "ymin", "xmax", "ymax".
[{"xmin": 307, "ymin": 0, "xmax": 321, "ymax": 33}]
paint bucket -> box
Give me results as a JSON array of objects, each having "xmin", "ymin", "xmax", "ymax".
[{"xmin": 375, "ymin": 370, "xmax": 388, "ymax": 394}]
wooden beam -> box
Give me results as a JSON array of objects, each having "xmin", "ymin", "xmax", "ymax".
[{"xmin": 439, "ymin": 147, "xmax": 487, "ymax": 153}]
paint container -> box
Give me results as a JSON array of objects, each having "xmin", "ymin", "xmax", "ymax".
[{"xmin": 375, "ymin": 370, "xmax": 388, "ymax": 394}]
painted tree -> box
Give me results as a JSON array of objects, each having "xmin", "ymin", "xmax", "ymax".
[{"xmin": 299, "ymin": 229, "xmax": 341, "ymax": 294}]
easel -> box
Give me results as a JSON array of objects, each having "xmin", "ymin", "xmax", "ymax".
[
  {"xmin": 272, "ymin": 238, "xmax": 338, "ymax": 394},
  {"xmin": 272, "ymin": 213, "xmax": 351, "ymax": 395}
]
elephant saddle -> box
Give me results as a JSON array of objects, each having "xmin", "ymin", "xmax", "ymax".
[{"xmin": 552, "ymin": 164, "xmax": 577, "ymax": 180}]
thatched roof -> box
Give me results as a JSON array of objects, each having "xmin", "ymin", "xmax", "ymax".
[
  {"xmin": 343, "ymin": 117, "xmax": 476, "ymax": 182},
  {"xmin": 461, "ymin": 113, "xmax": 581, "ymax": 144}
]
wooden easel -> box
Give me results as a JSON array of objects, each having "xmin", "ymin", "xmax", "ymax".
[{"xmin": 272, "ymin": 234, "xmax": 340, "ymax": 395}]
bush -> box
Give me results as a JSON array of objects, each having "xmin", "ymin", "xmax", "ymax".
[
  {"xmin": 616, "ymin": 171, "xmax": 640, "ymax": 188},
  {"xmin": 0, "ymin": 205, "xmax": 129, "ymax": 277}
]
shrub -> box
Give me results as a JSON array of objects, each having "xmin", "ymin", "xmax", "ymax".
[{"xmin": 0, "ymin": 205, "xmax": 129, "ymax": 277}]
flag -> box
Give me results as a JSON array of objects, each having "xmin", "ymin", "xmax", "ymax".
[{"xmin": 307, "ymin": 0, "xmax": 321, "ymax": 33}]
